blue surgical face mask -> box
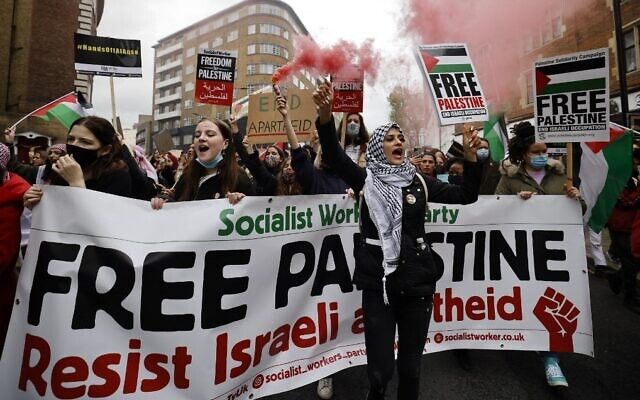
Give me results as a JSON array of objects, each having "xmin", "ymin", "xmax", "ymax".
[
  {"xmin": 528, "ymin": 154, "xmax": 548, "ymax": 170},
  {"xmin": 197, "ymin": 152, "xmax": 223, "ymax": 169},
  {"xmin": 476, "ymin": 148, "xmax": 490, "ymax": 161},
  {"xmin": 347, "ymin": 122, "xmax": 359, "ymax": 137}
]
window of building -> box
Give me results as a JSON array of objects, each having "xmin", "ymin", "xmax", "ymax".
[
  {"xmin": 186, "ymin": 30, "xmax": 197, "ymax": 40},
  {"xmin": 227, "ymin": 30, "xmax": 239, "ymax": 42},
  {"xmin": 552, "ymin": 17, "xmax": 562, "ymax": 38},
  {"xmin": 183, "ymin": 133, "xmax": 193, "ymax": 143},
  {"xmin": 247, "ymin": 44, "xmax": 256, "ymax": 55},
  {"xmin": 247, "ymin": 83, "xmax": 268, "ymax": 94},
  {"xmin": 199, "ymin": 41, "xmax": 208, "ymax": 52},
  {"xmin": 185, "ymin": 82, "xmax": 194, "ymax": 92},
  {"xmin": 199, "ymin": 25, "xmax": 209, "ymax": 35},
  {"xmin": 248, "ymin": 4, "xmax": 257, "ymax": 14},
  {"xmin": 211, "ymin": 18, "xmax": 223, "ymax": 30},
  {"xmin": 228, "ymin": 11, "xmax": 239, "ymax": 23},
  {"xmin": 186, "ymin": 47, "xmax": 195, "ymax": 57},
  {"xmin": 283, "ymin": 30, "xmax": 289, "ymax": 40},
  {"xmin": 625, "ymin": 29, "xmax": 638, "ymax": 73},
  {"xmin": 525, "ymin": 70, "xmax": 533, "ymax": 105},
  {"xmin": 248, "ymin": 24, "xmax": 256, "ymax": 35},
  {"xmin": 184, "ymin": 99, "xmax": 193, "ymax": 109},
  {"xmin": 542, "ymin": 20, "xmax": 553, "ymax": 44},
  {"xmin": 259, "ymin": 64, "xmax": 277, "ymax": 74},
  {"xmin": 211, "ymin": 37, "xmax": 223, "ymax": 48},
  {"xmin": 260, "ymin": 23, "xmax": 281, "ymax": 36},
  {"xmin": 260, "ymin": 4, "xmax": 282, "ymax": 16},
  {"xmin": 186, "ymin": 64, "xmax": 194, "ymax": 75}
]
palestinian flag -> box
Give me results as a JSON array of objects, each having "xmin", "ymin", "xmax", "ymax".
[
  {"xmin": 579, "ymin": 123, "xmax": 634, "ymax": 233},
  {"xmin": 483, "ymin": 113, "xmax": 509, "ymax": 162},
  {"xmin": 32, "ymin": 92, "xmax": 87, "ymax": 129},
  {"xmin": 535, "ymin": 57, "xmax": 606, "ymax": 96},
  {"xmin": 418, "ymin": 46, "xmax": 472, "ymax": 74}
]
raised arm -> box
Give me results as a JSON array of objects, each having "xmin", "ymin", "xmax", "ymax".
[
  {"xmin": 312, "ymin": 79, "xmax": 366, "ymax": 193},
  {"xmin": 276, "ymin": 95, "xmax": 300, "ymax": 150}
]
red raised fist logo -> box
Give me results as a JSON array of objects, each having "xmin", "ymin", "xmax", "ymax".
[{"xmin": 533, "ymin": 287, "xmax": 580, "ymax": 352}]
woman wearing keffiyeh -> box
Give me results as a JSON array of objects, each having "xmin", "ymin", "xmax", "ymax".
[{"xmin": 313, "ymin": 79, "xmax": 482, "ymax": 400}]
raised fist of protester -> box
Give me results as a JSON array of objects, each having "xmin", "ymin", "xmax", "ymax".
[
  {"xmin": 312, "ymin": 78, "xmax": 333, "ymax": 124},
  {"xmin": 462, "ymin": 125, "xmax": 480, "ymax": 162},
  {"xmin": 3, "ymin": 126, "xmax": 15, "ymax": 144},
  {"xmin": 242, "ymin": 135, "xmax": 255, "ymax": 155},
  {"xmin": 53, "ymin": 155, "xmax": 86, "ymax": 188},
  {"xmin": 226, "ymin": 191, "xmax": 246, "ymax": 205},
  {"xmin": 228, "ymin": 115, "xmax": 239, "ymax": 134},
  {"xmin": 23, "ymin": 185, "xmax": 43, "ymax": 210},
  {"xmin": 276, "ymin": 95, "xmax": 289, "ymax": 117}
]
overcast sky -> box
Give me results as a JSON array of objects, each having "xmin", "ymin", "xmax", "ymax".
[{"xmin": 93, "ymin": 0, "xmax": 420, "ymax": 130}]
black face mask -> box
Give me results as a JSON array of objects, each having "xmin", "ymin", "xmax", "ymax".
[{"xmin": 67, "ymin": 144, "xmax": 99, "ymax": 169}]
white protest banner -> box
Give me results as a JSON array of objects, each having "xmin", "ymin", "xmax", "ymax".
[
  {"xmin": 0, "ymin": 189, "xmax": 592, "ymax": 400},
  {"xmin": 534, "ymin": 48, "xmax": 609, "ymax": 143},
  {"xmin": 195, "ymin": 50, "xmax": 236, "ymax": 106},
  {"xmin": 417, "ymin": 43, "xmax": 489, "ymax": 125}
]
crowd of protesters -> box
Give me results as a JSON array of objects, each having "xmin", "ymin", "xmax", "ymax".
[{"xmin": 1, "ymin": 80, "xmax": 639, "ymax": 399}]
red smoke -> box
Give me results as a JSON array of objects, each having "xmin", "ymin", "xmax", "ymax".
[
  {"xmin": 403, "ymin": 0, "xmax": 601, "ymax": 112},
  {"xmin": 272, "ymin": 36, "xmax": 381, "ymax": 84}
]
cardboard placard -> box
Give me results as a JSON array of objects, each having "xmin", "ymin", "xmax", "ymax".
[
  {"xmin": 417, "ymin": 43, "xmax": 489, "ymax": 125},
  {"xmin": 246, "ymin": 88, "xmax": 315, "ymax": 144},
  {"xmin": 153, "ymin": 129, "xmax": 174, "ymax": 153},
  {"xmin": 534, "ymin": 48, "xmax": 609, "ymax": 143}
]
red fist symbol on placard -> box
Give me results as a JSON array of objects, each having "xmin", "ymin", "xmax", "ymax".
[{"xmin": 533, "ymin": 287, "xmax": 580, "ymax": 352}]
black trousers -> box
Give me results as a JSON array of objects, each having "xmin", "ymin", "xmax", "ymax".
[
  {"xmin": 610, "ymin": 230, "xmax": 640, "ymax": 297},
  {"xmin": 362, "ymin": 289, "xmax": 433, "ymax": 400}
]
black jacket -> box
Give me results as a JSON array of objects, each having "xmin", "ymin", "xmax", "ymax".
[{"xmin": 317, "ymin": 116, "xmax": 482, "ymax": 294}]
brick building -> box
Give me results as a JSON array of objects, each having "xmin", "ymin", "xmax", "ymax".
[
  {"xmin": 0, "ymin": 0, "xmax": 104, "ymax": 157},
  {"xmin": 492, "ymin": 0, "xmax": 640, "ymax": 131},
  {"xmin": 145, "ymin": 0, "xmax": 313, "ymax": 151}
]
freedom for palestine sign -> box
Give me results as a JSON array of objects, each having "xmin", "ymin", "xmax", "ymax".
[{"xmin": 534, "ymin": 48, "xmax": 609, "ymax": 143}]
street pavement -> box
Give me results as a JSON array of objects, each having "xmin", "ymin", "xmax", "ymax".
[{"xmin": 265, "ymin": 273, "xmax": 640, "ymax": 399}]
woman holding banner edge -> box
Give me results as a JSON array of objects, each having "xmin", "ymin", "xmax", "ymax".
[
  {"xmin": 494, "ymin": 121, "xmax": 582, "ymax": 388},
  {"xmin": 313, "ymin": 79, "xmax": 482, "ymax": 400}
]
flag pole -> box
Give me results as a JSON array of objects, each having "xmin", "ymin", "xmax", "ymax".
[
  {"xmin": 9, "ymin": 91, "xmax": 76, "ymax": 129},
  {"xmin": 566, "ymin": 142, "xmax": 574, "ymax": 186},
  {"xmin": 109, "ymin": 76, "xmax": 117, "ymax": 128}
]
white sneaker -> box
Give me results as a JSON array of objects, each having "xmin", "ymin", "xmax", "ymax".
[
  {"xmin": 544, "ymin": 357, "xmax": 568, "ymax": 387},
  {"xmin": 317, "ymin": 377, "xmax": 333, "ymax": 399}
]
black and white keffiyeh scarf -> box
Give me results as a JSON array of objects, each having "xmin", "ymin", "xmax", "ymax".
[{"xmin": 364, "ymin": 122, "xmax": 416, "ymax": 287}]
